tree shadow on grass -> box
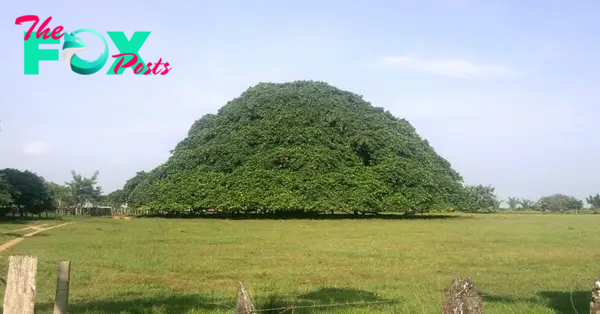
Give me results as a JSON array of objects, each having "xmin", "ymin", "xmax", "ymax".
[
  {"xmin": 481, "ymin": 290, "xmax": 591, "ymax": 314},
  {"xmin": 481, "ymin": 293, "xmax": 537, "ymax": 308},
  {"xmin": 538, "ymin": 290, "xmax": 591, "ymax": 314},
  {"xmin": 0, "ymin": 219, "xmax": 32, "ymax": 225},
  {"xmin": 253, "ymin": 287, "xmax": 398, "ymax": 313},
  {"xmin": 36, "ymin": 294, "xmax": 237, "ymax": 314},
  {"xmin": 34, "ymin": 287, "xmax": 398, "ymax": 313}
]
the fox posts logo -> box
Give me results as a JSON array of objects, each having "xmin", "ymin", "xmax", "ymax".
[{"xmin": 15, "ymin": 15, "xmax": 172, "ymax": 75}]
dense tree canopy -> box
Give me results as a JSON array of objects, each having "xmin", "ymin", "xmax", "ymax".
[
  {"xmin": 537, "ymin": 194, "xmax": 583, "ymax": 212},
  {"xmin": 126, "ymin": 80, "xmax": 469, "ymax": 214},
  {"xmin": 108, "ymin": 171, "xmax": 148, "ymax": 207},
  {"xmin": 0, "ymin": 168, "xmax": 54, "ymax": 216},
  {"xmin": 46, "ymin": 181, "xmax": 71, "ymax": 209},
  {"xmin": 457, "ymin": 184, "xmax": 502, "ymax": 212},
  {"xmin": 0, "ymin": 176, "xmax": 14, "ymax": 209}
]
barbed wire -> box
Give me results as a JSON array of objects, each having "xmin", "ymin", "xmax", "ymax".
[
  {"xmin": 570, "ymin": 289, "xmax": 580, "ymax": 314},
  {"xmin": 232, "ymin": 299, "xmax": 399, "ymax": 313}
]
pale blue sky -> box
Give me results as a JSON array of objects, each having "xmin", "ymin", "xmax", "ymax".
[{"xmin": 1, "ymin": 0, "xmax": 599, "ymax": 202}]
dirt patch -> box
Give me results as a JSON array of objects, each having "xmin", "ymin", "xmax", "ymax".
[
  {"xmin": 110, "ymin": 215, "xmax": 134, "ymax": 221},
  {"xmin": 6, "ymin": 223, "xmax": 49, "ymax": 233},
  {"xmin": 0, "ymin": 222, "xmax": 72, "ymax": 254}
]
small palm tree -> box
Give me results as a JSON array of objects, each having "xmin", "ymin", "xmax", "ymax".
[
  {"xmin": 518, "ymin": 198, "xmax": 535, "ymax": 211},
  {"xmin": 507, "ymin": 197, "xmax": 519, "ymax": 210},
  {"xmin": 65, "ymin": 170, "xmax": 101, "ymax": 215}
]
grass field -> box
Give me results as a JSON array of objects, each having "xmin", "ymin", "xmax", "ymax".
[{"xmin": 0, "ymin": 213, "xmax": 598, "ymax": 313}]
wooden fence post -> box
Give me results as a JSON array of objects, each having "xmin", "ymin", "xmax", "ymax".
[
  {"xmin": 441, "ymin": 277, "xmax": 483, "ymax": 314},
  {"xmin": 53, "ymin": 261, "xmax": 71, "ymax": 314},
  {"xmin": 591, "ymin": 277, "xmax": 600, "ymax": 314},
  {"xmin": 3, "ymin": 255, "xmax": 38, "ymax": 314},
  {"xmin": 236, "ymin": 282, "xmax": 255, "ymax": 313}
]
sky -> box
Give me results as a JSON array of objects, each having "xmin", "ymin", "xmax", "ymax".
[{"xmin": 1, "ymin": 0, "xmax": 599, "ymax": 202}]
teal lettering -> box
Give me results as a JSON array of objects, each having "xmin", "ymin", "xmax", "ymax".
[
  {"xmin": 23, "ymin": 31, "xmax": 59, "ymax": 75},
  {"xmin": 106, "ymin": 31, "xmax": 150, "ymax": 75}
]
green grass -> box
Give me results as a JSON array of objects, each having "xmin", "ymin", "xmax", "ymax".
[{"xmin": 0, "ymin": 213, "xmax": 598, "ymax": 313}]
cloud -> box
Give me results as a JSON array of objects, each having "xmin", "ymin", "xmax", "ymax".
[
  {"xmin": 23, "ymin": 141, "xmax": 48, "ymax": 155},
  {"xmin": 379, "ymin": 56, "xmax": 521, "ymax": 79}
]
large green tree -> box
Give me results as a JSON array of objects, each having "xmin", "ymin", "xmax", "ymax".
[
  {"xmin": 120, "ymin": 171, "xmax": 148, "ymax": 205},
  {"xmin": 0, "ymin": 168, "xmax": 53, "ymax": 216},
  {"xmin": 126, "ymin": 81, "xmax": 468, "ymax": 215},
  {"xmin": 106, "ymin": 171, "xmax": 148, "ymax": 208}
]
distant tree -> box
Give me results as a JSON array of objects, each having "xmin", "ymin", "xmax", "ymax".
[
  {"xmin": 493, "ymin": 199, "xmax": 503, "ymax": 210},
  {"xmin": 537, "ymin": 194, "xmax": 583, "ymax": 212},
  {"xmin": 46, "ymin": 182, "xmax": 72, "ymax": 212},
  {"xmin": 568, "ymin": 198, "xmax": 584, "ymax": 211},
  {"xmin": 507, "ymin": 197, "xmax": 519, "ymax": 210},
  {"xmin": 517, "ymin": 198, "xmax": 536, "ymax": 211},
  {"xmin": 0, "ymin": 168, "xmax": 53, "ymax": 217},
  {"xmin": 66, "ymin": 170, "xmax": 102, "ymax": 215},
  {"xmin": 460, "ymin": 184, "xmax": 500, "ymax": 212},
  {"xmin": 585, "ymin": 194, "xmax": 600, "ymax": 209}
]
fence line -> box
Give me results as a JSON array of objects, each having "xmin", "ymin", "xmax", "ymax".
[
  {"xmin": 244, "ymin": 300, "xmax": 401, "ymax": 313},
  {"xmin": 53, "ymin": 207, "xmax": 151, "ymax": 217},
  {"xmin": 2, "ymin": 256, "xmax": 599, "ymax": 313}
]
